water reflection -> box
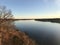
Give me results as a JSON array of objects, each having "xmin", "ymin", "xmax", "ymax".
[{"xmin": 15, "ymin": 20, "xmax": 60, "ymax": 45}]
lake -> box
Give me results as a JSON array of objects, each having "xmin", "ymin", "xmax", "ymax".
[{"xmin": 15, "ymin": 20, "xmax": 60, "ymax": 45}]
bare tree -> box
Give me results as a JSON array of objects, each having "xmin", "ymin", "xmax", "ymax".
[
  {"xmin": 0, "ymin": 6, "xmax": 13, "ymax": 19},
  {"xmin": 0, "ymin": 6, "xmax": 14, "ymax": 26}
]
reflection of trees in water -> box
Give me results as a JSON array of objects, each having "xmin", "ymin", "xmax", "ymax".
[{"xmin": 0, "ymin": 6, "xmax": 14, "ymax": 26}]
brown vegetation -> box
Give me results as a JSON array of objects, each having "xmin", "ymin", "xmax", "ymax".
[
  {"xmin": 0, "ymin": 25, "xmax": 37, "ymax": 45},
  {"xmin": 0, "ymin": 6, "xmax": 37, "ymax": 45}
]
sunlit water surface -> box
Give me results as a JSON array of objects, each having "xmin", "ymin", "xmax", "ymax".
[{"xmin": 15, "ymin": 20, "xmax": 60, "ymax": 45}]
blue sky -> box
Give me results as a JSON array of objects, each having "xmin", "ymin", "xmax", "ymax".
[{"xmin": 0, "ymin": 0, "xmax": 60, "ymax": 18}]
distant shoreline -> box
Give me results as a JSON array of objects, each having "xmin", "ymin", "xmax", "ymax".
[
  {"xmin": 34, "ymin": 18, "xmax": 60, "ymax": 23},
  {"xmin": 0, "ymin": 18, "xmax": 60, "ymax": 23}
]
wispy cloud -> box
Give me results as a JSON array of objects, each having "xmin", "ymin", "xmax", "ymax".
[
  {"xmin": 43, "ymin": 0, "xmax": 60, "ymax": 7},
  {"xmin": 54, "ymin": 0, "xmax": 60, "ymax": 7}
]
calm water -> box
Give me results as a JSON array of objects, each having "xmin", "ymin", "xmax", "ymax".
[{"xmin": 15, "ymin": 20, "xmax": 60, "ymax": 45}]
